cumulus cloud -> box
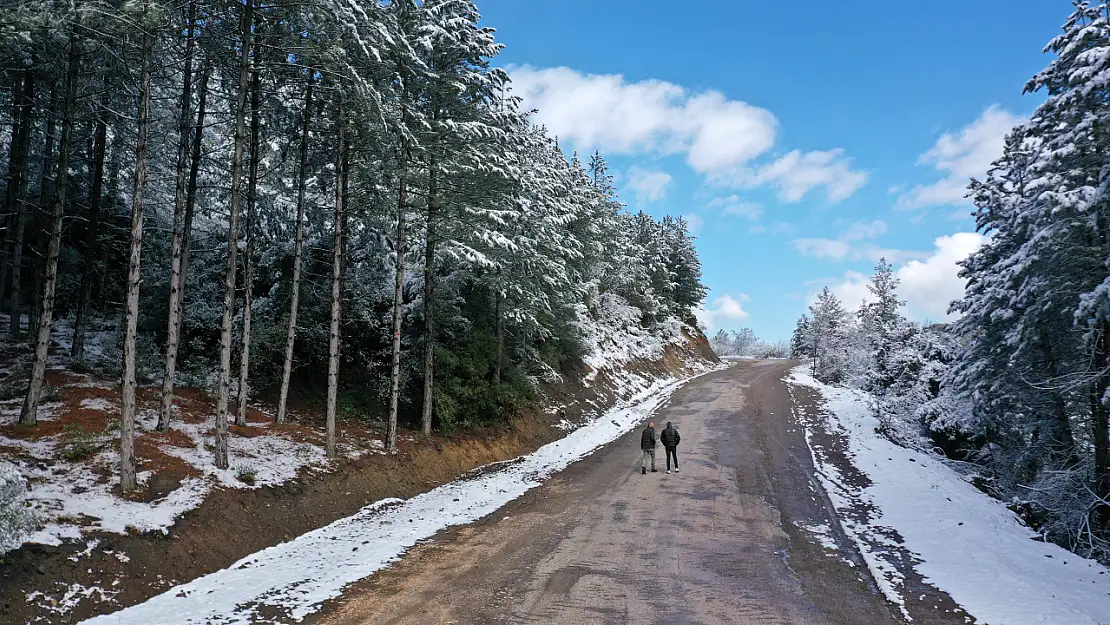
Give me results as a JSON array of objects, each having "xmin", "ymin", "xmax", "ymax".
[
  {"xmin": 625, "ymin": 167, "xmax": 673, "ymax": 204},
  {"xmin": 728, "ymin": 149, "xmax": 868, "ymax": 203},
  {"xmin": 896, "ymin": 105, "xmax": 1023, "ymax": 210},
  {"xmin": 508, "ymin": 65, "xmax": 776, "ymax": 173},
  {"xmin": 791, "ymin": 220, "xmax": 911, "ymax": 262},
  {"xmin": 813, "ymin": 232, "xmax": 986, "ymax": 322},
  {"xmin": 696, "ymin": 294, "xmax": 751, "ymax": 331},
  {"xmin": 508, "ymin": 66, "xmax": 866, "ymax": 202}
]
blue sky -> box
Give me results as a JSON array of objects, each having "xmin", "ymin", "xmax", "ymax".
[{"xmin": 477, "ymin": 0, "xmax": 1066, "ymax": 341}]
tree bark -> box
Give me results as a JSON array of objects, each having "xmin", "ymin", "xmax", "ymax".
[
  {"xmin": 214, "ymin": 0, "xmax": 254, "ymax": 469},
  {"xmin": 1038, "ymin": 330, "xmax": 1077, "ymax": 463},
  {"xmin": 493, "ymin": 287, "xmax": 503, "ymax": 386},
  {"xmin": 19, "ymin": 29, "xmax": 79, "ymax": 427},
  {"xmin": 25, "ymin": 85, "xmax": 57, "ymax": 343},
  {"xmin": 387, "ymin": 173, "xmax": 407, "ymax": 454},
  {"xmin": 119, "ymin": 14, "xmax": 155, "ymax": 492},
  {"xmin": 325, "ymin": 93, "xmax": 346, "ymax": 458},
  {"xmin": 1094, "ymin": 322, "xmax": 1110, "ymax": 527},
  {"xmin": 421, "ymin": 158, "xmax": 437, "ymax": 435},
  {"xmin": 276, "ymin": 80, "xmax": 313, "ymax": 424},
  {"xmin": 71, "ymin": 89, "xmax": 108, "ymax": 361},
  {"xmin": 276, "ymin": 79, "xmax": 312, "ymax": 425},
  {"xmin": 4, "ymin": 67, "xmax": 34, "ymax": 338},
  {"xmin": 157, "ymin": 1, "xmax": 198, "ymax": 430},
  {"xmin": 236, "ymin": 29, "xmax": 263, "ymax": 427}
]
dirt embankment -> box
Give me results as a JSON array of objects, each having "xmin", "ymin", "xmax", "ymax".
[{"xmin": 0, "ymin": 335, "xmax": 716, "ymax": 624}]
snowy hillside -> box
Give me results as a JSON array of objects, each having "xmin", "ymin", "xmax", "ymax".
[{"xmin": 787, "ymin": 367, "xmax": 1110, "ymax": 625}]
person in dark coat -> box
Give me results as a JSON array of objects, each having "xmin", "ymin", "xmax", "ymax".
[
  {"xmin": 660, "ymin": 421, "xmax": 681, "ymax": 473},
  {"xmin": 640, "ymin": 421, "xmax": 657, "ymax": 474}
]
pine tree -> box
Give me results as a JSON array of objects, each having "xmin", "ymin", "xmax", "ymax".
[{"xmin": 20, "ymin": 19, "xmax": 80, "ymax": 427}]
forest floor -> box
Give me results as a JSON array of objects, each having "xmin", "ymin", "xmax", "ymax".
[{"xmin": 0, "ymin": 316, "xmax": 717, "ymax": 624}]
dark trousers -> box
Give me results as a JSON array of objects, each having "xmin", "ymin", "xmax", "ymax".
[{"xmin": 665, "ymin": 446, "xmax": 678, "ymax": 470}]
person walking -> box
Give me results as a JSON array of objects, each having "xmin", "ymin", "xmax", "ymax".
[
  {"xmin": 660, "ymin": 421, "xmax": 680, "ymax": 474},
  {"xmin": 640, "ymin": 421, "xmax": 657, "ymax": 474}
]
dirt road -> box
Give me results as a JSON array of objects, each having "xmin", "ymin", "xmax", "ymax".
[{"xmin": 312, "ymin": 361, "xmax": 952, "ymax": 625}]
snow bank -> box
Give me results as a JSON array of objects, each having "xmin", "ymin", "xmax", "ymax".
[
  {"xmin": 787, "ymin": 367, "xmax": 1110, "ymax": 625},
  {"xmin": 80, "ymin": 366, "xmax": 713, "ymax": 625}
]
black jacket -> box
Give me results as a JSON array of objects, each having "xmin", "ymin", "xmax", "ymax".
[
  {"xmin": 640, "ymin": 427, "xmax": 656, "ymax": 450},
  {"xmin": 660, "ymin": 425, "xmax": 680, "ymax": 448}
]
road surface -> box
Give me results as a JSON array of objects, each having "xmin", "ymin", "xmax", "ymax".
[{"xmin": 312, "ymin": 360, "xmax": 955, "ymax": 625}]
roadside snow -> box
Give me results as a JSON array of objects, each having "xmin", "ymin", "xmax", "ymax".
[
  {"xmin": 787, "ymin": 367, "xmax": 1110, "ymax": 625},
  {"xmin": 80, "ymin": 365, "xmax": 715, "ymax": 625}
]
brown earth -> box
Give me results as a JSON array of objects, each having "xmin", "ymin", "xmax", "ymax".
[
  {"xmin": 0, "ymin": 333, "xmax": 715, "ymax": 624},
  {"xmin": 310, "ymin": 360, "xmax": 970, "ymax": 625}
]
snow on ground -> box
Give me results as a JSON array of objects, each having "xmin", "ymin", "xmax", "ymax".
[
  {"xmin": 80, "ymin": 364, "xmax": 716, "ymax": 625},
  {"xmin": 7, "ymin": 403, "xmax": 378, "ymax": 549},
  {"xmin": 787, "ymin": 366, "xmax": 1110, "ymax": 625}
]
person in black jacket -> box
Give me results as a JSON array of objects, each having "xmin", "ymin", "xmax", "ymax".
[
  {"xmin": 660, "ymin": 421, "xmax": 680, "ymax": 473},
  {"xmin": 640, "ymin": 422, "xmax": 657, "ymax": 474}
]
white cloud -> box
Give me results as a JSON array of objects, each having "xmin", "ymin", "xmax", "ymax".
[
  {"xmin": 897, "ymin": 105, "xmax": 1023, "ymax": 210},
  {"xmin": 897, "ymin": 232, "xmax": 986, "ymax": 320},
  {"xmin": 707, "ymin": 194, "xmax": 763, "ymax": 219},
  {"xmin": 791, "ymin": 220, "xmax": 910, "ymax": 262},
  {"xmin": 625, "ymin": 167, "xmax": 673, "ymax": 204},
  {"xmin": 508, "ymin": 66, "xmax": 864, "ymax": 202},
  {"xmin": 812, "ymin": 232, "xmax": 986, "ymax": 322},
  {"xmin": 508, "ymin": 66, "xmax": 776, "ymax": 173},
  {"xmin": 696, "ymin": 294, "xmax": 751, "ymax": 331},
  {"xmin": 731, "ymin": 149, "xmax": 868, "ymax": 203}
]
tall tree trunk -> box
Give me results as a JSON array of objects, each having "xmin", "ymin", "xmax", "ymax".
[
  {"xmin": 1094, "ymin": 322, "xmax": 1110, "ymax": 527},
  {"xmin": 71, "ymin": 90, "xmax": 108, "ymax": 360},
  {"xmin": 20, "ymin": 29, "xmax": 79, "ymax": 427},
  {"xmin": 120, "ymin": 15, "xmax": 155, "ymax": 492},
  {"xmin": 421, "ymin": 158, "xmax": 437, "ymax": 435},
  {"xmin": 24, "ymin": 85, "xmax": 58, "ymax": 342},
  {"xmin": 0, "ymin": 69, "xmax": 19, "ymax": 309},
  {"xmin": 387, "ymin": 174, "xmax": 407, "ymax": 454},
  {"xmin": 236, "ymin": 30, "xmax": 263, "ymax": 428},
  {"xmin": 4, "ymin": 67, "xmax": 34, "ymax": 337},
  {"xmin": 325, "ymin": 93, "xmax": 346, "ymax": 458},
  {"xmin": 1038, "ymin": 330, "xmax": 1077, "ymax": 462},
  {"xmin": 277, "ymin": 80, "xmax": 313, "ymax": 425},
  {"xmin": 493, "ymin": 287, "xmax": 503, "ymax": 386},
  {"xmin": 157, "ymin": 1, "xmax": 198, "ymax": 430},
  {"xmin": 214, "ymin": 0, "xmax": 254, "ymax": 469}
]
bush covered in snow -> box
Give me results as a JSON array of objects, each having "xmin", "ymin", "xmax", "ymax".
[{"xmin": 0, "ymin": 462, "xmax": 36, "ymax": 555}]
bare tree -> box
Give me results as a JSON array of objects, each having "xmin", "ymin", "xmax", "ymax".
[
  {"xmin": 214, "ymin": 0, "xmax": 254, "ymax": 469},
  {"xmin": 236, "ymin": 27, "xmax": 264, "ymax": 427},
  {"xmin": 19, "ymin": 28, "xmax": 79, "ymax": 427},
  {"xmin": 386, "ymin": 169, "xmax": 407, "ymax": 453},
  {"xmin": 157, "ymin": 0, "xmax": 199, "ymax": 430},
  {"xmin": 420, "ymin": 154, "xmax": 437, "ymax": 435},
  {"xmin": 70, "ymin": 88, "xmax": 108, "ymax": 360},
  {"xmin": 3, "ymin": 65, "xmax": 35, "ymax": 338},
  {"xmin": 324, "ymin": 91, "xmax": 346, "ymax": 458},
  {"xmin": 276, "ymin": 79, "xmax": 312, "ymax": 425},
  {"xmin": 119, "ymin": 7, "xmax": 156, "ymax": 492}
]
